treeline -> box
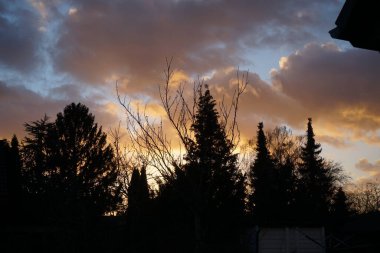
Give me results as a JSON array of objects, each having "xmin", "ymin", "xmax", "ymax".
[{"xmin": 0, "ymin": 86, "xmax": 375, "ymax": 252}]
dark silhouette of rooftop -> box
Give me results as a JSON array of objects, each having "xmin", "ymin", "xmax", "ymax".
[{"xmin": 330, "ymin": 0, "xmax": 380, "ymax": 52}]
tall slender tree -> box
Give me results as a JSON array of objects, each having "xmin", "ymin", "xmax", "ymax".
[
  {"xmin": 183, "ymin": 85, "xmax": 245, "ymax": 251},
  {"xmin": 249, "ymin": 122, "xmax": 279, "ymax": 224},
  {"xmin": 127, "ymin": 166, "xmax": 151, "ymax": 252},
  {"xmin": 298, "ymin": 118, "xmax": 332, "ymax": 223},
  {"xmin": 127, "ymin": 167, "xmax": 150, "ymax": 216},
  {"xmin": 267, "ymin": 126, "xmax": 300, "ymax": 222}
]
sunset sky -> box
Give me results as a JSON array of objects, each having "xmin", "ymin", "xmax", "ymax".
[{"xmin": 1, "ymin": 0, "xmax": 379, "ymax": 182}]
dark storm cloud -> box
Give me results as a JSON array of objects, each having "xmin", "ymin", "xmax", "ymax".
[{"xmin": 0, "ymin": 1, "xmax": 42, "ymax": 72}]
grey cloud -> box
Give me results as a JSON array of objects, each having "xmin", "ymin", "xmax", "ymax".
[
  {"xmin": 271, "ymin": 43, "xmax": 380, "ymax": 132},
  {"xmin": 52, "ymin": 0, "xmax": 341, "ymax": 88},
  {"xmin": 0, "ymin": 81, "xmax": 121, "ymax": 139},
  {"xmin": 0, "ymin": 1, "xmax": 42, "ymax": 72},
  {"xmin": 355, "ymin": 159, "xmax": 380, "ymax": 173}
]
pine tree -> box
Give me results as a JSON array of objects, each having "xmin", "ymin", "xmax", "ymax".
[
  {"xmin": 298, "ymin": 118, "xmax": 332, "ymax": 223},
  {"xmin": 184, "ymin": 85, "xmax": 245, "ymax": 251},
  {"xmin": 249, "ymin": 122, "xmax": 279, "ymax": 224}
]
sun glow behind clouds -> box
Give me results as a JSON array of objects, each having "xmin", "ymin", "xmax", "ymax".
[{"xmin": 1, "ymin": 0, "xmax": 379, "ymax": 183}]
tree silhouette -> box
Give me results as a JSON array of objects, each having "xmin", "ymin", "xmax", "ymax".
[
  {"xmin": 298, "ymin": 118, "xmax": 333, "ymax": 223},
  {"xmin": 183, "ymin": 85, "xmax": 245, "ymax": 252},
  {"xmin": 0, "ymin": 135, "xmax": 22, "ymax": 219},
  {"xmin": 127, "ymin": 166, "xmax": 151, "ymax": 252},
  {"xmin": 331, "ymin": 187, "xmax": 350, "ymax": 224},
  {"xmin": 127, "ymin": 167, "xmax": 150, "ymax": 216},
  {"xmin": 267, "ymin": 126, "xmax": 300, "ymax": 222},
  {"xmin": 249, "ymin": 122, "xmax": 280, "ymax": 224},
  {"xmin": 22, "ymin": 103, "xmax": 121, "ymax": 220}
]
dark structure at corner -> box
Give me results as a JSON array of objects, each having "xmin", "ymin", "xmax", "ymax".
[{"xmin": 330, "ymin": 0, "xmax": 380, "ymax": 52}]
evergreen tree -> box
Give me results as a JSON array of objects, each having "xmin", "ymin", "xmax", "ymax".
[
  {"xmin": 9, "ymin": 135, "xmax": 22, "ymax": 214},
  {"xmin": 127, "ymin": 167, "xmax": 151, "ymax": 253},
  {"xmin": 22, "ymin": 116, "xmax": 55, "ymax": 197},
  {"xmin": 54, "ymin": 103, "xmax": 121, "ymax": 217},
  {"xmin": 0, "ymin": 136, "xmax": 22, "ymax": 217},
  {"xmin": 0, "ymin": 139, "xmax": 11, "ymax": 217},
  {"xmin": 331, "ymin": 187, "xmax": 350, "ymax": 222},
  {"xmin": 127, "ymin": 167, "xmax": 150, "ymax": 216},
  {"xmin": 22, "ymin": 103, "xmax": 121, "ymax": 219},
  {"xmin": 184, "ymin": 85, "xmax": 245, "ymax": 251},
  {"xmin": 249, "ymin": 122, "xmax": 279, "ymax": 224},
  {"xmin": 298, "ymin": 118, "xmax": 332, "ymax": 223}
]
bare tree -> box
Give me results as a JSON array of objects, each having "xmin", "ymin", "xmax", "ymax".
[
  {"xmin": 347, "ymin": 179, "xmax": 380, "ymax": 214},
  {"xmin": 266, "ymin": 126, "xmax": 303, "ymax": 166},
  {"xmin": 116, "ymin": 59, "xmax": 248, "ymax": 183},
  {"xmin": 109, "ymin": 122, "xmax": 133, "ymax": 199}
]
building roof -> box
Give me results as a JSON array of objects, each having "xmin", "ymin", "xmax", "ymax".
[{"xmin": 330, "ymin": 0, "xmax": 380, "ymax": 51}]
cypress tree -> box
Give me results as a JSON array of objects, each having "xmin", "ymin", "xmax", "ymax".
[
  {"xmin": 127, "ymin": 167, "xmax": 151, "ymax": 253},
  {"xmin": 127, "ymin": 167, "xmax": 150, "ymax": 216}
]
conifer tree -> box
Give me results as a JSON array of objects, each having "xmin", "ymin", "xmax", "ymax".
[
  {"xmin": 331, "ymin": 187, "xmax": 350, "ymax": 222},
  {"xmin": 249, "ymin": 122, "xmax": 279, "ymax": 224},
  {"xmin": 22, "ymin": 103, "xmax": 121, "ymax": 219},
  {"xmin": 127, "ymin": 167, "xmax": 150, "ymax": 216},
  {"xmin": 0, "ymin": 136, "xmax": 23, "ymax": 217},
  {"xmin": 184, "ymin": 85, "xmax": 245, "ymax": 251},
  {"xmin": 127, "ymin": 167, "xmax": 151, "ymax": 253},
  {"xmin": 9, "ymin": 135, "xmax": 22, "ymax": 213},
  {"xmin": 298, "ymin": 118, "xmax": 332, "ymax": 223}
]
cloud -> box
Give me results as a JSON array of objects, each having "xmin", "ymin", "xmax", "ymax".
[
  {"xmin": 0, "ymin": 1, "xmax": 42, "ymax": 72},
  {"xmin": 0, "ymin": 81, "xmax": 122, "ymax": 140},
  {"xmin": 318, "ymin": 135, "xmax": 350, "ymax": 148},
  {"xmin": 271, "ymin": 43, "xmax": 380, "ymax": 144},
  {"xmin": 355, "ymin": 159, "xmax": 380, "ymax": 175},
  {"xmin": 51, "ymin": 0, "xmax": 341, "ymax": 88},
  {"xmin": 0, "ymin": 81, "xmax": 65, "ymax": 138}
]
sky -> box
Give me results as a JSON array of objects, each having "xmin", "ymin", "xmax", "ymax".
[{"xmin": 0, "ymin": 0, "xmax": 379, "ymax": 182}]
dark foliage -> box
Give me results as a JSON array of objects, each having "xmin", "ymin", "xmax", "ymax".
[
  {"xmin": 297, "ymin": 118, "xmax": 336, "ymax": 224},
  {"xmin": 249, "ymin": 122, "xmax": 280, "ymax": 224},
  {"xmin": 0, "ymin": 135, "xmax": 22, "ymax": 218},
  {"xmin": 151, "ymin": 86, "xmax": 245, "ymax": 253},
  {"xmin": 126, "ymin": 166, "xmax": 152, "ymax": 253},
  {"xmin": 22, "ymin": 103, "xmax": 121, "ymax": 221}
]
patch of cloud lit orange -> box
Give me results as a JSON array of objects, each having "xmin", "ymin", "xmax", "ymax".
[
  {"xmin": 130, "ymin": 100, "xmax": 167, "ymax": 119},
  {"xmin": 169, "ymin": 69, "xmax": 191, "ymax": 88}
]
